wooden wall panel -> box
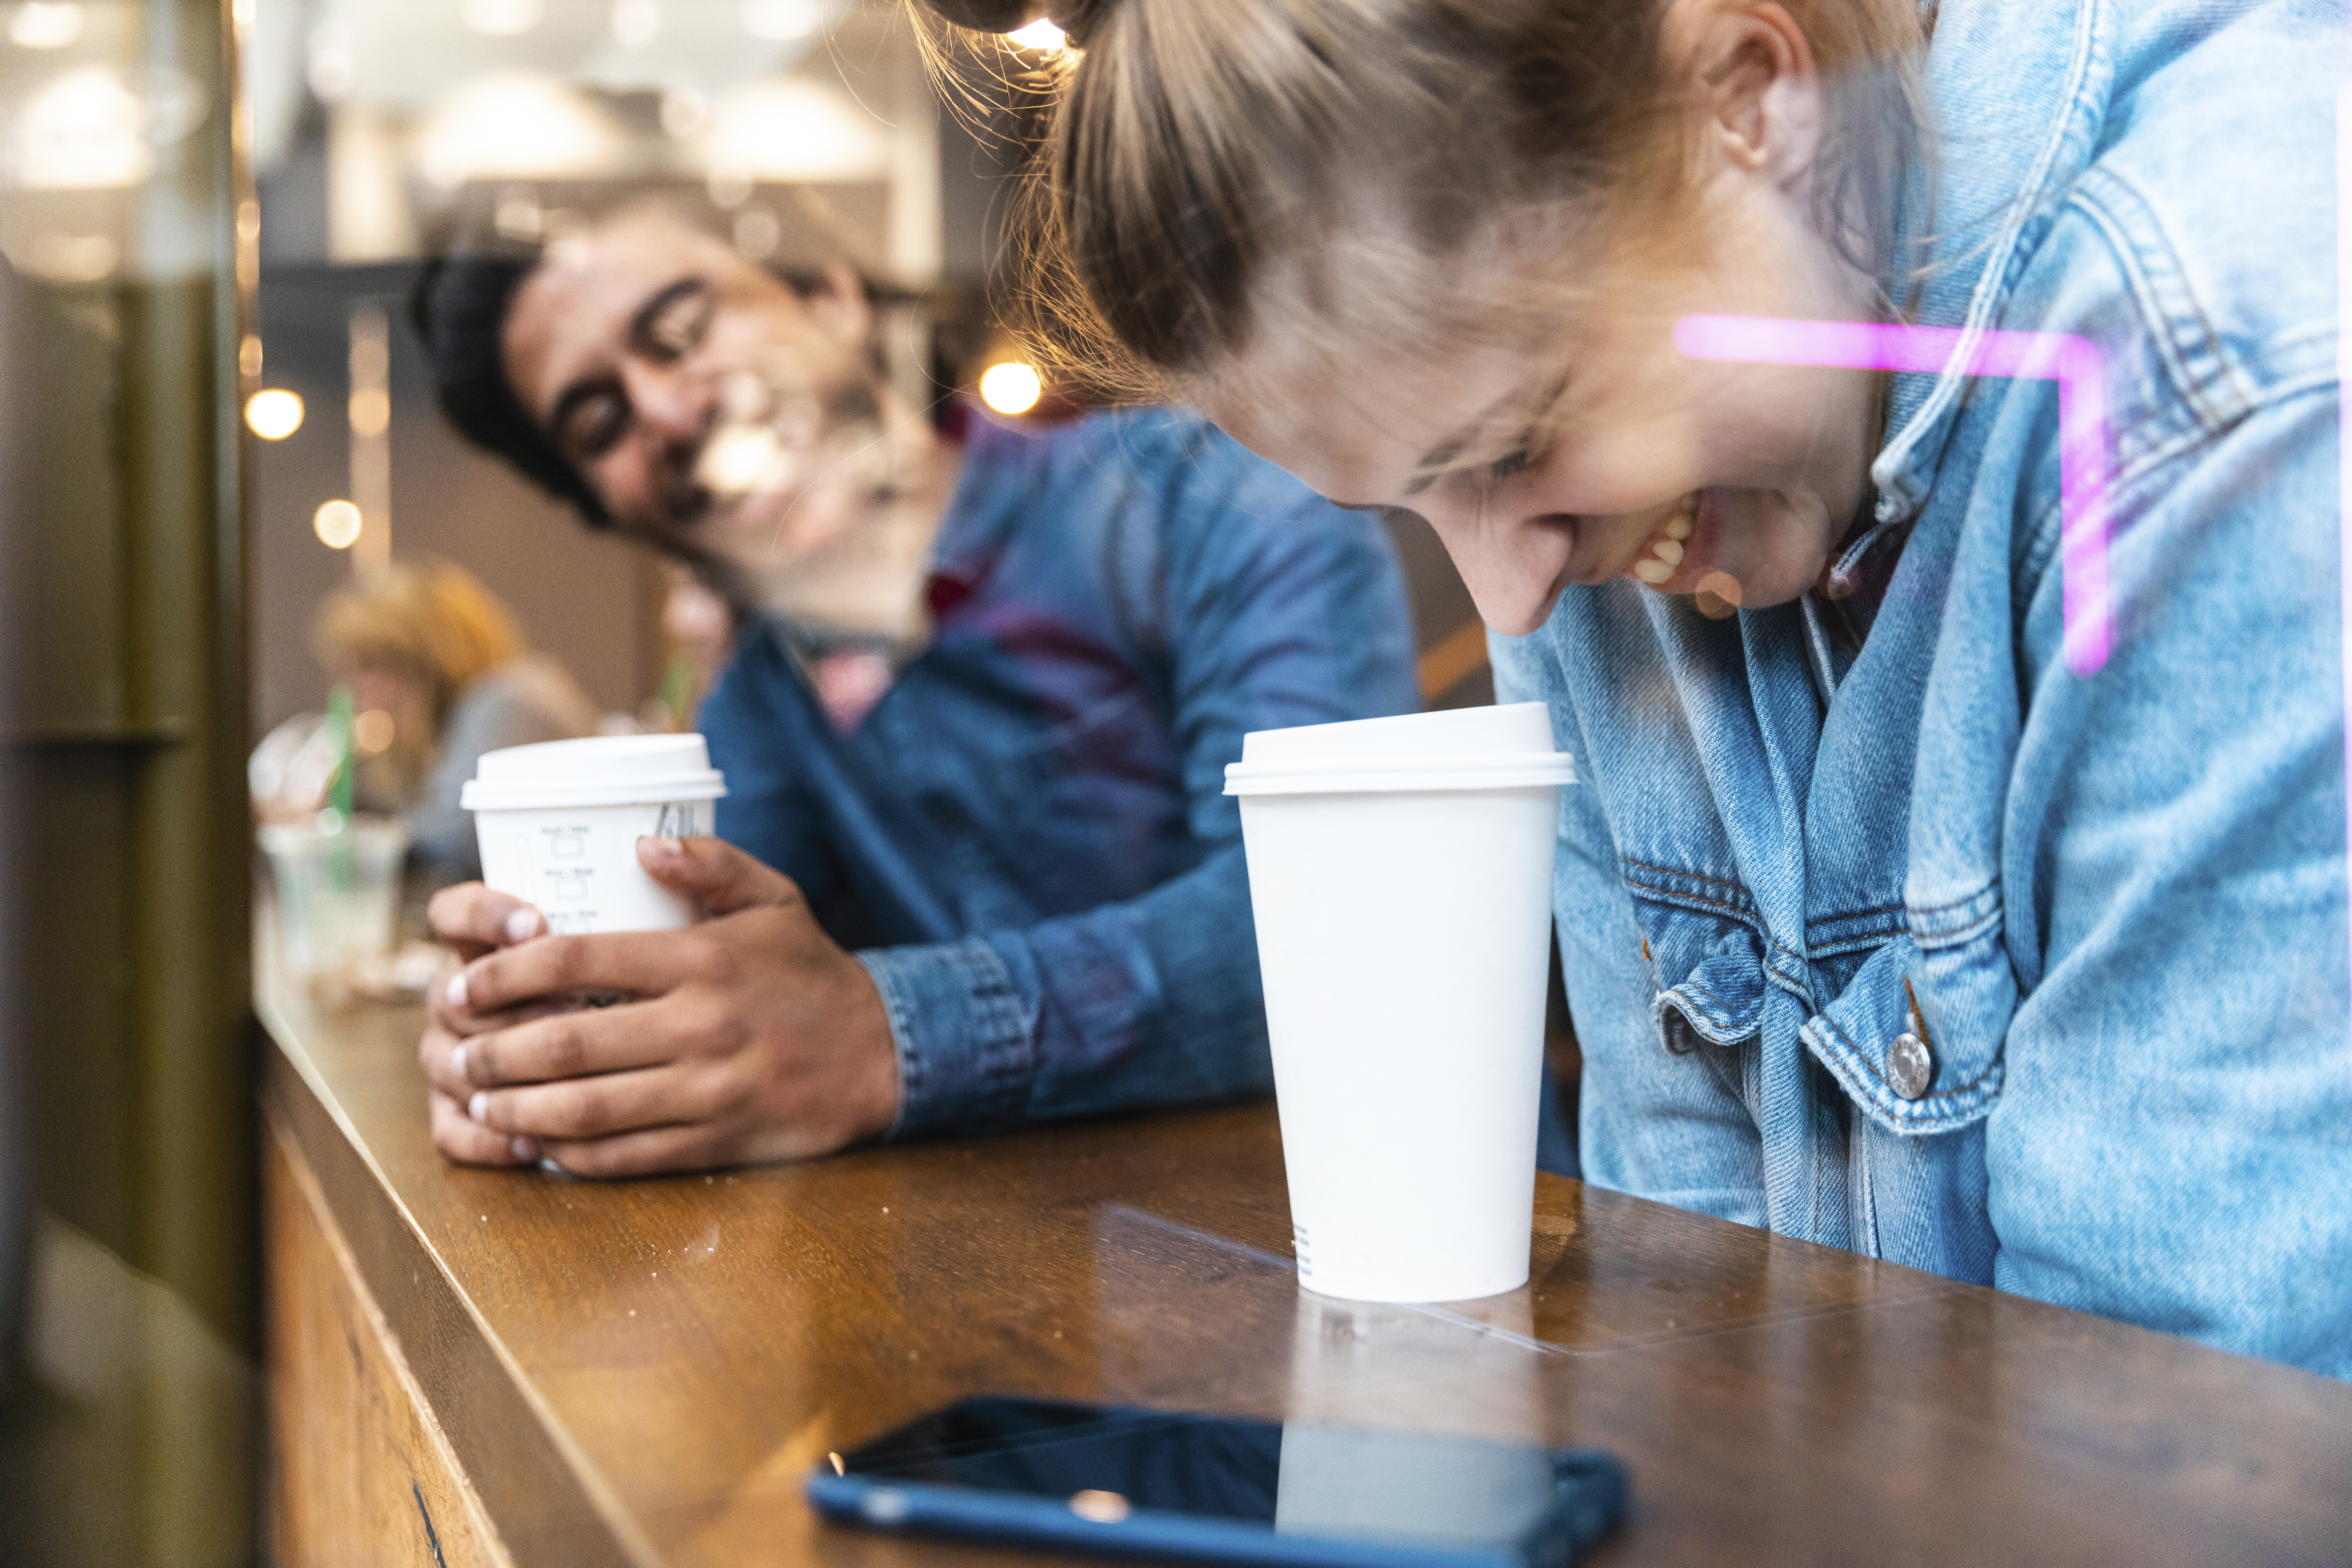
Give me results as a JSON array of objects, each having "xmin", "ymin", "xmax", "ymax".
[{"xmin": 265, "ymin": 1108, "xmax": 510, "ymax": 1568}]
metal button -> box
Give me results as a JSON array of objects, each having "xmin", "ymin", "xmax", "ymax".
[{"xmin": 1888, "ymin": 1031, "xmax": 1934, "ymax": 1100}]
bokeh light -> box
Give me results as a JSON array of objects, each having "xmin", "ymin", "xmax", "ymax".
[
  {"xmin": 18, "ymin": 67, "xmax": 155, "ymax": 190},
  {"xmin": 611, "ymin": 0, "xmax": 660, "ymax": 48},
  {"xmin": 313, "ymin": 500, "xmax": 363, "ymax": 550},
  {"xmin": 347, "ymin": 387, "xmax": 390, "ymax": 438},
  {"xmin": 8, "ymin": 3, "xmax": 84, "ymax": 49},
  {"xmin": 418, "ymin": 74, "xmax": 618, "ymax": 189},
  {"xmin": 979, "ymin": 361, "xmax": 1044, "ymax": 416},
  {"xmin": 460, "ymin": 0, "xmax": 542, "ymax": 36},
  {"xmin": 1007, "ymin": 19, "xmax": 1067, "ymax": 52},
  {"xmin": 352, "ymin": 709, "xmax": 396, "ymax": 755},
  {"xmin": 739, "ymin": 0, "xmax": 821, "ymax": 41},
  {"xmin": 245, "ymin": 388, "xmax": 305, "ymax": 440}
]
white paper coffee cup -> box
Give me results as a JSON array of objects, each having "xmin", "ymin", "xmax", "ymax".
[
  {"xmin": 1225, "ymin": 702, "xmax": 1572, "ymax": 1303},
  {"xmin": 460, "ymin": 734, "xmax": 729, "ymax": 936}
]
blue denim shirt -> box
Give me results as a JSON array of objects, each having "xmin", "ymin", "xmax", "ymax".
[
  {"xmin": 1492, "ymin": 0, "xmax": 2350, "ymax": 1374},
  {"xmin": 702, "ymin": 408, "xmax": 1419, "ymax": 1140}
]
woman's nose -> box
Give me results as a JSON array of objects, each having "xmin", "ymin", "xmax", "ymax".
[{"xmin": 1417, "ymin": 504, "xmax": 1578, "ymax": 638}]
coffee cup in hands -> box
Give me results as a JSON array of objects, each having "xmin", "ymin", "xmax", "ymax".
[{"xmin": 461, "ymin": 734, "xmax": 729, "ymax": 935}]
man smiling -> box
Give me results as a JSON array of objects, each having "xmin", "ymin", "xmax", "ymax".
[{"xmin": 407, "ymin": 200, "xmax": 1418, "ymax": 1175}]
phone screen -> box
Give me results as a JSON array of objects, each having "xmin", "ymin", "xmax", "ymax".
[{"xmin": 834, "ymin": 1395, "xmax": 1610, "ymax": 1554}]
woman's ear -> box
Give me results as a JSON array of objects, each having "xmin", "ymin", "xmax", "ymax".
[{"xmin": 1679, "ymin": 0, "xmax": 1824, "ymax": 190}]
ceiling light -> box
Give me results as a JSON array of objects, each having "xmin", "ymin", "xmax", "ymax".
[
  {"xmin": 245, "ymin": 389, "xmax": 305, "ymax": 440},
  {"xmin": 611, "ymin": 0, "xmax": 660, "ymax": 48},
  {"xmin": 460, "ymin": 0, "xmax": 543, "ymax": 37},
  {"xmin": 701, "ymin": 76, "xmax": 889, "ymax": 184},
  {"xmin": 8, "ymin": 3, "xmax": 83, "ymax": 48},
  {"xmin": 418, "ymin": 74, "xmax": 620, "ymax": 189},
  {"xmin": 313, "ymin": 499, "xmax": 363, "ymax": 550},
  {"xmin": 739, "ymin": 0, "xmax": 821, "ymax": 42},
  {"xmin": 17, "ymin": 67, "xmax": 153, "ymax": 189}
]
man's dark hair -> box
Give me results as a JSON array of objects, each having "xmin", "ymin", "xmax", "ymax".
[{"xmin": 410, "ymin": 248, "xmax": 614, "ymax": 528}]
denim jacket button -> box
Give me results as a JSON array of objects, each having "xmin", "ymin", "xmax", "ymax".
[{"xmin": 1889, "ymin": 1031, "xmax": 1934, "ymax": 1100}]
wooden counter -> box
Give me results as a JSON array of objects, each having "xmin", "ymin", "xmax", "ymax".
[{"xmin": 260, "ymin": 985, "xmax": 2352, "ymax": 1568}]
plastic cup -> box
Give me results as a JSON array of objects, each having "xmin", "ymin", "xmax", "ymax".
[
  {"xmin": 460, "ymin": 735, "xmax": 729, "ymax": 936},
  {"xmin": 1224, "ymin": 702, "xmax": 1573, "ymax": 1302},
  {"xmin": 259, "ymin": 813, "xmax": 410, "ymax": 983}
]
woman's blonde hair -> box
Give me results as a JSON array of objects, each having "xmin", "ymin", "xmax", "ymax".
[
  {"xmin": 924, "ymin": 0, "xmax": 1925, "ymax": 403},
  {"xmin": 313, "ymin": 560, "xmax": 523, "ymax": 724}
]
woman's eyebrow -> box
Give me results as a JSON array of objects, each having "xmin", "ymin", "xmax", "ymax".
[
  {"xmin": 1412, "ymin": 433, "xmax": 1470, "ymax": 476},
  {"xmin": 1396, "ymin": 434, "xmax": 1469, "ymax": 499},
  {"xmin": 1404, "ymin": 371, "xmax": 1564, "ymax": 487}
]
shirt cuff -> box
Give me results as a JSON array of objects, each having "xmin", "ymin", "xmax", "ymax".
[{"xmin": 856, "ymin": 938, "xmax": 1036, "ymax": 1141}]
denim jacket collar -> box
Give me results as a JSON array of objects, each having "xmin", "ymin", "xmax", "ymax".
[{"xmin": 1869, "ymin": 0, "xmax": 2118, "ymax": 526}]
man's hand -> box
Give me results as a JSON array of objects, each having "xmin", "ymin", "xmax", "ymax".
[{"xmin": 417, "ymin": 837, "xmax": 901, "ymax": 1177}]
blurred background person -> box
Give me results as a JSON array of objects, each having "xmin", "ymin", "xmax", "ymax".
[
  {"xmin": 644, "ymin": 562, "xmax": 741, "ymax": 734},
  {"xmin": 254, "ymin": 560, "xmax": 600, "ymax": 886}
]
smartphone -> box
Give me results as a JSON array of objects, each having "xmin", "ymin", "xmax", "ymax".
[{"xmin": 804, "ymin": 1394, "xmax": 1628, "ymax": 1568}]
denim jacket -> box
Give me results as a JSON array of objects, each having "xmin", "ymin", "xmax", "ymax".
[
  {"xmin": 701, "ymin": 408, "xmax": 1418, "ymax": 1140},
  {"xmin": 1492, "ymin": 0, "xmax": 2350, "ymax": 1374}
]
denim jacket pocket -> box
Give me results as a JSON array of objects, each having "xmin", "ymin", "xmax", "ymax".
[
  {"xmin": 1801, "ymin": 882, "xmax": 2015, "ymax": 1137},
  {"xmin": 1652, "ymin": 921, "xmax": 1770, "ymax": 1056}
]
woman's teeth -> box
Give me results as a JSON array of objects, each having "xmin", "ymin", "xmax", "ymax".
[{"xmin": 1629, "ymin": 497, "xmax": 1697, "ymax": 584}]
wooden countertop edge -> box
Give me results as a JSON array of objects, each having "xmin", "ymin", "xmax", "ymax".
[{"xmin": 260, "ymin": 992, "xmax": 665, "ymax": 1568}]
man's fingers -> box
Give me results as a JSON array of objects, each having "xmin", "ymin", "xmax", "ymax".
[
  {"xmin": 636, "ymin": 835, "xmax": 801, "ymax": 917},
  {"xmin": 453, "ymin": 928, "xmax": 698, "ymax": 1015},
  {"xmin": 538, "ymin": 1124, "xmax": 729, "ymax": 1180},
  {"xmin": 458, "ymin": 999, "xmax": 696, "ymax": 1087},
  {"xmin": 431, "ymin": 979, "xmax": 577, "ymax": 1039},
  {"xmin": 420, "ymin": 1021, "xmax": 466, "ymax": 1100},
  {"xmin": 427, "ymin": 881, "xmax": 547, "ymax": 955},
  {"xmin": 428, "ymin": 1088, "xmax": 540, "ymax": 1168},
  {"xmin": 470, "ymin": 1063, "xmax": 729, "ymax": 1143}
]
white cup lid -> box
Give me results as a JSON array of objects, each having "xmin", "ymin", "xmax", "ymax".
[
  {"xmin": 461, "ymin": 734, "xmax": 729, "ymax": 812},
  {"xmin": 1238, "ymin": 701, "xmax": 1557, "ymax": 763},
  {"xmin": 1225, "ymin": 704, "xmax": 1573, "ymax": 796}
]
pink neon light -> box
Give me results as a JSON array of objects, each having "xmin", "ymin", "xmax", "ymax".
[
  {"xmin": 2339, "ymin": 85, "xmax": 2352, "ymax": 1058},
  {"xmin": 1673, "ymin": 314, "xmax": 2112, "ymax": 677}
]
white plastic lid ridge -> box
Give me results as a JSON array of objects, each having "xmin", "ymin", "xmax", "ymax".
[
  {"xmin": 1238, "ymin": 701, "xmax": 1557, "ymax": 763},
  {"xmin": 461, "ymin": 734, "xmax": 729, "ymax": 811},
  {"xmin": 1224, "ymin": 704, "xmax": 1573, "ymax": 797}
]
